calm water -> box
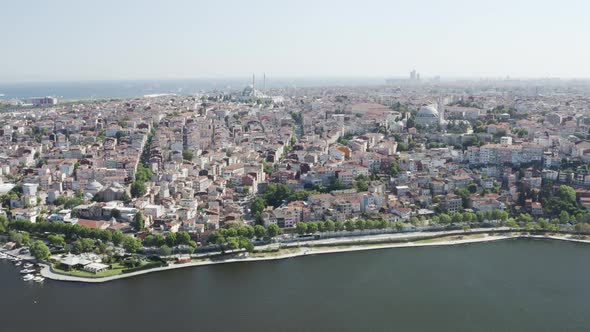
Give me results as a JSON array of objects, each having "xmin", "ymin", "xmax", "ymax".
[
  {"xmin": 0, "ymin": 78, "xmax": 386, "ymax": 100},
  {"xmin": 2, "ymin": 239, "xmax": 589, "ymax": 332}
]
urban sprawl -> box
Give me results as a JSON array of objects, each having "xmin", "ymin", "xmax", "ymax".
[{"xmin": 2, "ymin": 76, "xmax": 590, "ymax": 277}]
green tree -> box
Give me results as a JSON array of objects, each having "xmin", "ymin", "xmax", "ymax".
[
  {"xmin": 176, "ymin": 231, "xmax": 191, "ymax": 245},
  {"xmin": 344, "ymin": 220, "xmax": 355, "ymax": 231},
  {"xmin": 47, "ymin": 234, "xmax": 66, "ymax": 247},
  {"xmin": 30, "ymin": 240, "xmax": 50, "ymax": 260},
  {"xmin": 250, "ymin": 197, "xmax": 266, "ymax": 216},
  {"xmin": 438, "ymin": 214, "xmax": 452, "ymax": 224},
  {"xmin": 238, "ymin": 226, "xmax": 255, "ymax": 239},
  {"xmin": 182, "ymin": 150, "xmax": 194, "ymax": 161},
  {"xmin": 307, "ymin": 222, "xmax": 318, "ymax": 234},
  {"xmin": 112, "ymin": 231, "xmax": 124, "ymax": 246},
  {"xmin": 267, "ymin": 224, "xmax": 280, "ymax": 238},
  {"xmin": 130, "ymin": 181, "xmax": 147, "ymax": 198},
  {"xmin": 159, "ymin": 245, "xmax": 172, "ymax": 256},
  {"xmin": 254, "ymin": 225, "xmax": 266, "ymax": 239},
  {"xmin": 559, "ymin": 210, "xmax": 570, "ymax": 224},
  {"xmin": 122, "ymin": 236, "xmax": 142, "ymax": 253},
  {"xmin": 111, "ymin": 208, "xmax": 121, "ymax": 219},
  {"xmin": 165, "ymin": 233, "xmax": 177, "ymax": 247},
  {"xmin": 133, "ymin": 211, "xmax": 145, "ymax": 231},
  {"xmin": 355, "ymin": 219, "xmax": 366, "ymax": 230},
  {"xmin": 325, "ymin": 220, "xmax": 336, "ymax": 232},
  {"xmin": 296, "ymin": 222, "xmax": 308, "ymax": 235}
]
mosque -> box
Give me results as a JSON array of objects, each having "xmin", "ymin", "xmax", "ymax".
[
  {"xmin": 415, "ymin": 102, "xmax": 447, "ymax": 127},
  {"xmin": 237, "ymin": 74, "xmax": 284, "ymax": 103}
]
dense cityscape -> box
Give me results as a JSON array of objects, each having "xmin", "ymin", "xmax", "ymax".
[{"xmin": 2, "ymin": 76, "xmax": 590, "ymax": 279}]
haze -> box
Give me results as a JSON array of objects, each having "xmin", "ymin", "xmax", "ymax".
[{"xmin": 2, "ymin": 0, "xmax": 589, "ymax": 82}]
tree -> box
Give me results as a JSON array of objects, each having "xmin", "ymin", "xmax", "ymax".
[
  {"xmin": 325, "ymin": 220, "xmax": 336, "ymax": 232},
  {"xmin": 296, "ymin": 222, "xmax": 308, "ymax": 235},
  {"xmin": 159, "ymin": 245, "xmax": 172, "ymax": 256},
  {"xmin": 335, "ymin": 221, "xmax": 345, "ymax": 231},
  {"xmin": 73, "ymin": 238, "xmax": 95, "ymax": 253},
  {"xmin": 344, "ymin": 220, "xmax": 355, "ymax": 232},
  {"xmin": 130, "ymin": 181, "xmax": 147, "ymax": 198},
  {"xmin": 47, "ymin": 234, "xmax": 66, "ymax": 247},
  {"xmin": 111, "ymin": 208, "xmax": 121, "ymax": 219},
  {"xmin": 438, "ymin": 214, "xmax": 452, "ymax": 224},
  {"xmin": 518, "ymin": 213, "xmax": 533, "ymax": 223},
  {"xmin": 133, "ymin": 211, "xmax": 145, "ymax": 231},
  {"xmin": 238, "ymin": 226, "xmax": 255, "ymax": 239},
  {"xmin": 121, "ymin": 192, "xmax": 131, "ymax": 204},
  {"xmin": 355, "ymin": 219, "xmax": 366, "ymax": 230},
  {"xmin": 316, "ymin": 221, "xmax": 326, "ymax": 232},
  {"xmin": 112, "ymin": 231, "xmax": 124, "ymax": 246},
  {"xmin": 30, "ymin": 241, "xmax": 50, "ymax": 261},
  {"xmin": 176, "ymin": 231, "xmax": 191, "ymax": 245},
  {"xmin": 165, "ymin": 233, "xmax": 177, "ymax": 247},
  {"xmin": 254, "ymin": 225, "xmax": 266, "ymax": 239},
  {"xmin": 307, "ymin": 222, "xmax": 318, "ymax": 234},
  {"xmin": 123, "ymin": 236, "xmax": 142, "ymax": 253},
  {"xmin": 182, "ymin": 150, "xmax": 194, "ymax": 161},
  {"xmin": 451, "ymin": 213, "xmax": 463, "ymax": 224},
  {"xmin": 574, "ymin": 223, "xmax": 590, "ymax": 234},
  {"xmin": 250, "ymin": 197, "xmax": 266, "ymax": 216},
  {"xmin": 267, "ymin": 224, "xmax": 280, "ymax": 238},
  {"xmin": 559, "ymin": 210, "xmax": 570, "ymax": 224},
  {"xmin": 506, "ymin": 218, "xmax": 518, "ymax": 229}
]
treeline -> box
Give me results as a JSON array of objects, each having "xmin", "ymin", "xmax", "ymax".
[
  {"xmin": 143, "ymin": 231, "xmax": 197, "ymax": 248},
  {"xmin": 208, "ymin": 224, "xmax": 280, "ymax": 252},
  {"xmin": 296, "ymin": 219, "xmax": 400, "ymax": 235}
]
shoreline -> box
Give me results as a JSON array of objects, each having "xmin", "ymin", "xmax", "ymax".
[{"xmin": 33, "ymin": 232, "xmax": 590, "ymax": 284}]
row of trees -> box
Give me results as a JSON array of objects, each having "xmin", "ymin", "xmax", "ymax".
[
  {"xmin": 296, "ymin": 219, "xmax": 403, "ymax": 235},
  {"xmin": 130, "ymin": 164, "xmax": 153, "ymax": 198},
  {"xmin": 208, "ymin": 224, "xmax": 280, "ymax": 252},
  {"xmin": 143, "ymin": 231, "xmax": 197, "ymax": 248}
]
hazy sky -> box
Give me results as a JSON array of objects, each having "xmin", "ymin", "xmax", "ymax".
[{"xmin": 2, "ymin": 0, "xmax": 589, "ymax": 82}]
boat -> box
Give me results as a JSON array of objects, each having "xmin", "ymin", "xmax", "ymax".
[
  {"xmin": 33, "ymin": 276, "xmax": 45, "ymax": 283},
  {"xmin": 22, "ymin": 274, "xmax": 34, "ymax": 281},
  {"xmin": 14, "ymin": 261, "xmax": 22, "ymax": 266},
  {"xmin": 24, "ymin": 263, "xmax": 34, "ymax": 269},
  {"xmin": 20, "ymin": 269, "xmax": 35, "ymax": 274}
]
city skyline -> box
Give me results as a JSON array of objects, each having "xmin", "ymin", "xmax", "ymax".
[{"xmin": 1, "ymin": 0, "xmax": 589, "ymax": 82}]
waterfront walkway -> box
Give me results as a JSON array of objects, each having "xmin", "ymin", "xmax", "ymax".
[{"xmin": 36, "ymin": 230, "xmax": 590, "ymax": 284}]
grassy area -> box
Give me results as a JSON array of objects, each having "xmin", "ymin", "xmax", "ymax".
[
  {"xmin": 249, "ymin": 248, "xmax": 300, "ymax": 258},
  {"xmin": 52, "ymin": 263, "xmax": 126, "ymax": 278},
  {"xmin": 414, "ymin": 233, "xmax": 488, "ymax": 244}
]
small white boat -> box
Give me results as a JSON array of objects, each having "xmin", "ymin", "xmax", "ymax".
[
  {"xmin": 33, "ymin": 276, "xmax": 45, "ymax": 283},
  {"xmin": 20, "ymin": 269, "xmax": 35, "ymax": 274},
  {"xmin": 22, "ymin": 274, "xmax": 34, "ymax": 281},
  {"xmin": 14, "ymin": 261, "xmax": 22, "ymax": 266},
  {"xmin": 24, "ymin": 263, "xmax": 34, "ymax": 269}
]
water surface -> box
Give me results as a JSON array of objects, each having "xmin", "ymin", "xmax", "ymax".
[{"xmin": 1, "ymin": 239, "xmax": 588, "ymax": 332}]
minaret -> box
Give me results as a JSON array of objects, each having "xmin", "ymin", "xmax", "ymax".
[
  {"xmin": 252, "ymin": 73, "xmax": 255, "ymax": 89},
  {"xmin": 438, "ymin": 96, "xmax": 445, "ymax": 125},
  {"xmin": 263, "ymin": 73, "xmax": 266, "ymax": 92}
]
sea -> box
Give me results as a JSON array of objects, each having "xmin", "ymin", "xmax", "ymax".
[
  {"xmin": 1, "ymin": 239, "xmax": 589, "ymax": 332},
  {"xmin": 0, "ymin": 78, "xmax": 387, "ymax": 100}
]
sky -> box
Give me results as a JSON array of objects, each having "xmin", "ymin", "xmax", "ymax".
[{"xmin": 1, "ymin": 0, "xmax": 589, "ymax": 82}]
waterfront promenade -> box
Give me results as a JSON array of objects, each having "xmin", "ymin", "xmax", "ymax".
[{"xmin": 32, "ymin": 229, "xmax": 590, "ymax": 283}]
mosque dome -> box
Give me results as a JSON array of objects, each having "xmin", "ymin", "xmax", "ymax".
[
  {"xmin": 86, "ymin": 180, "xmax": 103, "ymax": 191},
  {"xmin": 416, "ymin": 105, "xmax": 439, "ymax": 118}
]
